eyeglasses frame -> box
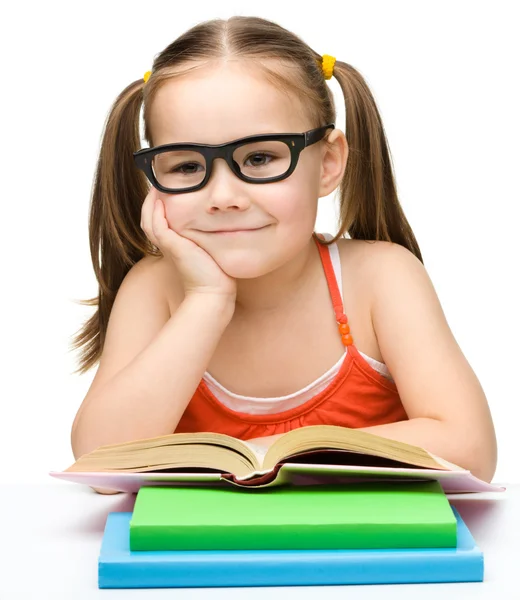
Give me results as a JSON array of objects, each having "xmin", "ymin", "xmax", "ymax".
[{"xmin": 133, "ymin": 123, "xmax": 335, "ymax": 194}]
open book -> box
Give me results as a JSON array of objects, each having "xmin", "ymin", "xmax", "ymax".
[{"xmin": 52, "ymin": 425, "xmax": 504, "ymax": 493}]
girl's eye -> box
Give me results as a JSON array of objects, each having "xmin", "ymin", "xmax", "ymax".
[
  {"xmin": 244, "ymin": 153, "xmax": 275, "ymax": 168},
  {"xmin": 171, "ymin": 162, "xmax": 204, "ymax": 175}
]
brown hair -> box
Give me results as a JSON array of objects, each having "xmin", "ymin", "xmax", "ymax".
[{"xmin": 70, "ymin": 15, "xmax": 423, "ymax": 376}]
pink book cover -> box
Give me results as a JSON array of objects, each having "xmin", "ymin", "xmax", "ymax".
[{"xmin": 49, "ymin": 463, "xmax": 506, "ymax": 494}]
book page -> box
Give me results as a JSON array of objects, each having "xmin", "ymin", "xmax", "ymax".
[
  {"xmin": 65, "ymin": 432, "xmax": 262, "ymax": 475},
  {"xmin": 261, "ymin": 425, "xmax": 456, "ymax": 472},
  {"xmin": 242, "ymin": 434, "xmax": 283, "ymax": 470}
]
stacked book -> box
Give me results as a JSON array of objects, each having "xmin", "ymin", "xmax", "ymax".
[{"xmin": 98, "ymin": 480, "xmax": 484, "ymax": 588}]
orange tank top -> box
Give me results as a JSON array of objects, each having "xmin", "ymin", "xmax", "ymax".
[{"xmin": 175, "ymin": 233, "xmax": 408, "ymax": 439}]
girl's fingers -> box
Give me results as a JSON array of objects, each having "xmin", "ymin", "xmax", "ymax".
[
  {"xmin": 141, "ymin": 188, "xmax": 160, "ymax": 246},
  {"xmin": 140, "ymin": 189, "xmax": 152, "ymax": 231},
  {"xmin": 151, "ymin": 198, "xmax": 170, "ymax": 245},
  {"xmin": 140, "ymin": 186, "xmax": 155, "ymax": 222}
]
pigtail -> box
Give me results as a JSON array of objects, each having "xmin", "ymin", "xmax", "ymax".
[
  {"xmin": 331, "ymin": 61, "xmax": 423, "ymax": 264},
  {"xmin": 70, "ymin": 79, "xmax": 154, "ymax": 375}
]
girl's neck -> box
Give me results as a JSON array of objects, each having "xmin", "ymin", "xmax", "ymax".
[{"xmin": 233, "ymin": 236, "xmax": 320, "ymax": 319}]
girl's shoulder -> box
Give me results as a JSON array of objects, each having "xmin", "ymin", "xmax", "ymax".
[
  {"xmin": 336, "ymin": 237, "xmax": 422, "ymax": 304},
  {"xmin": 139, "ymin": 253, "xmax": 185, "ymax": 313},
  {"xmin": 337, "ymin": 237, "xmax": 420, "ymax": 273}
]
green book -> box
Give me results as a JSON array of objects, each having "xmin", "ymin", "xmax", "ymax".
[{"xmin": 129, "ymin": 481, "xmax": 457, "ymax": 551}]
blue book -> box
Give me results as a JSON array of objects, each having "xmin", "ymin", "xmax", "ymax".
[{"xmin": 98, "ymin": 506, "xmax": 483, "ymax": 588}]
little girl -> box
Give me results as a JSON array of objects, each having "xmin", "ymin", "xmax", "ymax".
[{"xmin": 70, "ymin": 15, "xmax": 497, "ymax": 486}]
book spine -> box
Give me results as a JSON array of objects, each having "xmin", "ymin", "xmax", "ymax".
[
  {"xmin": 130, "ymin": 521, "xmax": 457, "ymax": 551},
  {"xmin": 99, "ymin": 549, "xmax": 483, "ymax": 588}
]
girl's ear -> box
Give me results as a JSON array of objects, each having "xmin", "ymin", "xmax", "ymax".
[{"xmin": 317, "ymin": 129, "xmax": 348, "ymax": 198}]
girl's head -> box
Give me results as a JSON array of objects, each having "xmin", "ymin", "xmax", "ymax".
[
  {"xmin": 72, "ymin": 15, "xmax": 421, "ymax": 374},
  {"xmin": 142, "ymin": 58, "xmax": 346, "ymax": 281}
]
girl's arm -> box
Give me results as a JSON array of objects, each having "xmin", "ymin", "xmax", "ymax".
[
  {"xmin": 358, "ymin": 241, "xmax": 497, "ymax": 483},
  {"xmin": 71, "ymin": 257, "xmax": 236, "ymax": 461}
]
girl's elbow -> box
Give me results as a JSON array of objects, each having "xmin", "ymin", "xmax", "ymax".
[{"xmin": 467, "ymin": 431, "xmax": 498, "ymax": 483}]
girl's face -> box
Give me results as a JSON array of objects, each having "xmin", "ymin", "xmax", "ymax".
[{"xmin": 148, "ymin": 60, "xmax": 335, "ymax": 280}]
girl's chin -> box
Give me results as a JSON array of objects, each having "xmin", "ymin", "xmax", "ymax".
[
  {"xmin": 219, "ymin": 265, "xmax": 268, "ymax": 280},
  {"xmin": 212, "ymin": 255, "xmax": 271, "ymax": 280}
]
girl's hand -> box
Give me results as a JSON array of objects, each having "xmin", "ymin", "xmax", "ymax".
[{"xmin": 140, "ymin": 187, "xmax": 238, "ymax": 299}]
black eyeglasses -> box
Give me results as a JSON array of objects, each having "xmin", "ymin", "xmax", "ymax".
[{"xmin": 133, "ymin": 124, "xmax": 335, "ymax": 194}]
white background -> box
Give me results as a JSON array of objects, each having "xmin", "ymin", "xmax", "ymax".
[{"xmin": 1, "ymin": 0, "xmax": 518, "ymax": 483}]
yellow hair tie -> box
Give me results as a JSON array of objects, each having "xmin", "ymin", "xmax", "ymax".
[
  {"xmin": 143, "ymin": 70, "xmax": 152, "ymax": 83},
  {"xmin": 321, "ymin": 54, "xmax": 336, "ymax": 80}
]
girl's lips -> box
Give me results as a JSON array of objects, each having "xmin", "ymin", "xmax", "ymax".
[{"xmin": 207, "ymin": 226, "xmax": 268, "ymax": 235}]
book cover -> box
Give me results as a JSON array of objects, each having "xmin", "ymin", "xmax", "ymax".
[
  {"xmin": 98, "ymin": 506, "xmax": 483, "ymax": 588},
  {"xmin": 49, "ymin": 465, "xmax": 506, "ymax": 494},
  {"xmin": 129, "ymin": 481, "xmax": 457, "ymax": 551}
]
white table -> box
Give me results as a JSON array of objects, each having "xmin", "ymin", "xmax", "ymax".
[{"xmin": 1, "ymin": 481, "xmax": 517, "ymax": 599}]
